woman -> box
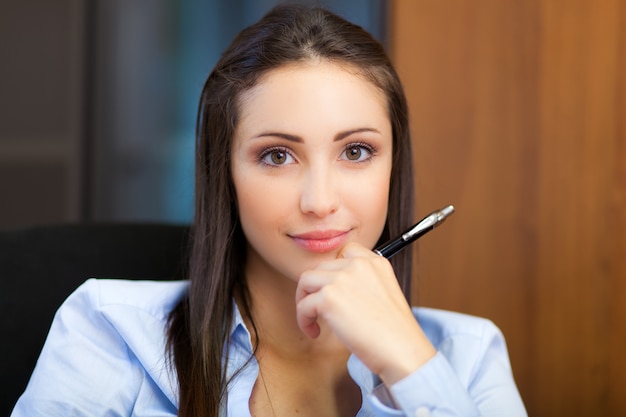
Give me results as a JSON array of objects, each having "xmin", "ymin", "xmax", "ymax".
[{"xmin": 13, "ymin": 5, "xmax": 527, "ymax": 417}]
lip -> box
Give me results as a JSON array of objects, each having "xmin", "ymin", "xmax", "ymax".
[{"xmin": 289, "ymin": 230, "xmax": 350, "ymax": 253}]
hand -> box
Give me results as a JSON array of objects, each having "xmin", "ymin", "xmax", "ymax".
[{"xmin": 295, "ymin": 242, "xmax": 437, "ymax": 385}]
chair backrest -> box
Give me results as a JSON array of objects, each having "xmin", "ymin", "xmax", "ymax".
[{"xmin": 0, "ymin": 223, "xmax": 190, "ymax": 415}]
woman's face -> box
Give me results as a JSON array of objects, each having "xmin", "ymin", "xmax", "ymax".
[{"xmin": 231, "ymin": 61, "xmax": 393, "ymax": 283}]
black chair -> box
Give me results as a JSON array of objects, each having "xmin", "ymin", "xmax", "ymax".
[{"xmin": 0, "ymin": 223, "xmax": 190, "ymax": 415}]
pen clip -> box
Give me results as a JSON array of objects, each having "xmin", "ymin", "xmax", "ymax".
[
  {"xmin": 374, "ymin": 205, "xmax": 455, "ymax": 259},
  {"xmin": 402, "ymin": 205, "xmax": 455, "ymax": 241}
]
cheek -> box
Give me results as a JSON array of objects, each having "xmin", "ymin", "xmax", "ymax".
[
  {"xmin": 368, "ymin": 179, "xmax": 391, "ymax": 228},
  {"xmin": 234, "ymin": 176, "xmax": 290, "ymax": 233},
  {"xmin": 344, "ymin": 170, "xmax": 391, "ymax": 243}
]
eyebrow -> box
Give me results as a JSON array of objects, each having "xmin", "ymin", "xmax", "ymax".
[{"xmin": 252, "ymin": 127, "xmax": 381, "ymax": 143}]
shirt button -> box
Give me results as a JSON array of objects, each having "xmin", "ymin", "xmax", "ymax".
[{"xmin": 414, "ymin": 407, "xmax": 430, "ymax": 417}]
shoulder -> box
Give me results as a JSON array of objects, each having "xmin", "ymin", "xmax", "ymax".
[
  {"xmin": 71, "ymin": 278, "xmax": 189, "ymax": 318},
  {"xmin": 414, "ymin": 306, "xmax": 502, "ymax": 344},
  {"xmin": 60, "ymin": 278, "xmax": 190, "ymax": 385},
  {"xmin": 413, "ymin": 307, "xmax": 512, "ymax": 380},
  {"xmin": 13, "ymin": 279, "xmax": 188, "ymax": 416},
  {"xmin": 57, "ymin": 278, "xmax": 189, "ymax": 348}
]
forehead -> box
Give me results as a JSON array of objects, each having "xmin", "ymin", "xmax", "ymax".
[
  {"xmin": 235, "ymin": 61, "xmax": 389, "ymax": 132},
  {"xmin": 254, "ymin": 59, "xmax": 383, "ymax": 91}
]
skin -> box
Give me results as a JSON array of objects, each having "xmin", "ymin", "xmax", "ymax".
[{"xmin": 230, "ymin": 61, "xmax": 436, "ymax": 416}]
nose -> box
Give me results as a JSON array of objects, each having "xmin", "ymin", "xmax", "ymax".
[{"xmin": 299, "ymin": 166, "xmax": 340, "ymax": 217}]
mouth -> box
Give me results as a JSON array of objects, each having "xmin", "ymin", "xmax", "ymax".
[{"xmin": 289, "ymin": 230, "xmax": 350, "ymax": 253}]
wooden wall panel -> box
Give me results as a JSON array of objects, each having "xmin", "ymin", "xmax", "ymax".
[{"xmin": 390, "ymin": 1, "xmax": 625, "ymax": 416}]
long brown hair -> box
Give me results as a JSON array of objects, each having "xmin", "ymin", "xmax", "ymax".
[{"xmin": 167, "ymin": 4, "xmax": 415, "ymax": 416}]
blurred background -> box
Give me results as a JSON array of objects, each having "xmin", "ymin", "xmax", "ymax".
[
  {"xmin": 1, "ymin": 0, "xmax": 624, "ymax": 416},
  {"xmin": 0, "ymin": 0, "xmax": 387, "ymax": 227}
]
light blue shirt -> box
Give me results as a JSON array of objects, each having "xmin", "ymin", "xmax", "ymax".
[{"xmin": 12, "ymin": 279, "xmax": 526, "ymax": 416}]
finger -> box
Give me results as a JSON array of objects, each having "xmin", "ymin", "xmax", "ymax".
[
  {"xmin": 338, "ymin": 241, "xmax": 379, "ymax": 259},
  {"xmin": 295, "ymin": 270, "xmax": 324, "ymax": 304},
  {"xmin": 295, "ymin": 266, "xmax": 346, "ymax": 303},
  {"xmin": 308, "ymin": 257, "xmax": 351, "ymax": 272},
  {"xmin": 295, "ymin": 291, "xmax": 323, "ymax": 338}
]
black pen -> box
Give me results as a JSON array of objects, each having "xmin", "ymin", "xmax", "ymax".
[{"xmin": 374, "ymin": 205, "xmax": 455, "ymax": 259}]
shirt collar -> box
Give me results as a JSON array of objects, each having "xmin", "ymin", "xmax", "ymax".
[
  {"xmin": 228, "ymin": 299, "xmax": 254, "ymax": 353},
  {"xmin": 227, "ymin": 300, "xmax": 378, "ymax": 393}
]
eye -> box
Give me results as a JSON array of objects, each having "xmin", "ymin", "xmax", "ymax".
[
  {"xmin": 260, "ymin": 147, "xmax": 295, "ymax": 166},
  {"xmin": 342, "ymin": 143, "xmax": 374, "ymax": 162}
]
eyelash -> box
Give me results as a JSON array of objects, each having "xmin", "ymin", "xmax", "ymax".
[
  {"xmin": 258, "ymin": 146, "xmax": 295, "ymax": 167},
  {"xmin": 257, "ymin": 142, "xmax": 378, "ymax": 167},
  {"xmin": 344, "ymin": 142, "xmax": 377, "ymax": 162}
]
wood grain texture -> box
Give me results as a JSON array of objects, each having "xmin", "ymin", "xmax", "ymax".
[{"xmin": 390, "ymin": 1, "xmax": 625, "ymax": 415}]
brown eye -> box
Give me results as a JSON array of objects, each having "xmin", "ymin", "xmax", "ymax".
[
  {"xmin": 342, "ymin": 144, "xmax": 374, "ymax": 162},
  {"xmin": 260, "ymin": 147, "xmax": 294, "ymax": 166},
  {"xmin": 345, "ymin": 146, "xmax": 362, "ymax": 161},
  {"xmin": 271, "ymin": 150, "xmax": 288, "ymax": 165}
]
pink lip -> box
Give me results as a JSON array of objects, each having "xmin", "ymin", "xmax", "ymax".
[{"xmin": 289, "ymin": 230, "xmax": 350, "ymax": 253}]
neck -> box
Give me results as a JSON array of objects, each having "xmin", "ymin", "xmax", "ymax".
[
  {"xmin": 241, "ymin": 255, "xmax": 347, "ymax": 359},
  {"xmin": 241, "ymin": 252, "xmax": 362, "ymax": 417}
]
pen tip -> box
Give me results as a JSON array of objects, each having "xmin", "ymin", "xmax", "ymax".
[{"xmin": 441, "ymin": 205, "xmax": 455, "ymax": 217}]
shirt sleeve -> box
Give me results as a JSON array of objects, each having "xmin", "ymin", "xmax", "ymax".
[
  {"xmin": 365, "ymin": 316, "xmax": 527, "ymax": 417},
  {"xmin": 11, "ymin": 279, "xmax": 172, "ymax": 417}
]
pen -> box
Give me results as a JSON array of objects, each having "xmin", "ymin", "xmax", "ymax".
[{"xmin": 374, "ymin": 205, "xmax": 455, "ymax": 259}]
